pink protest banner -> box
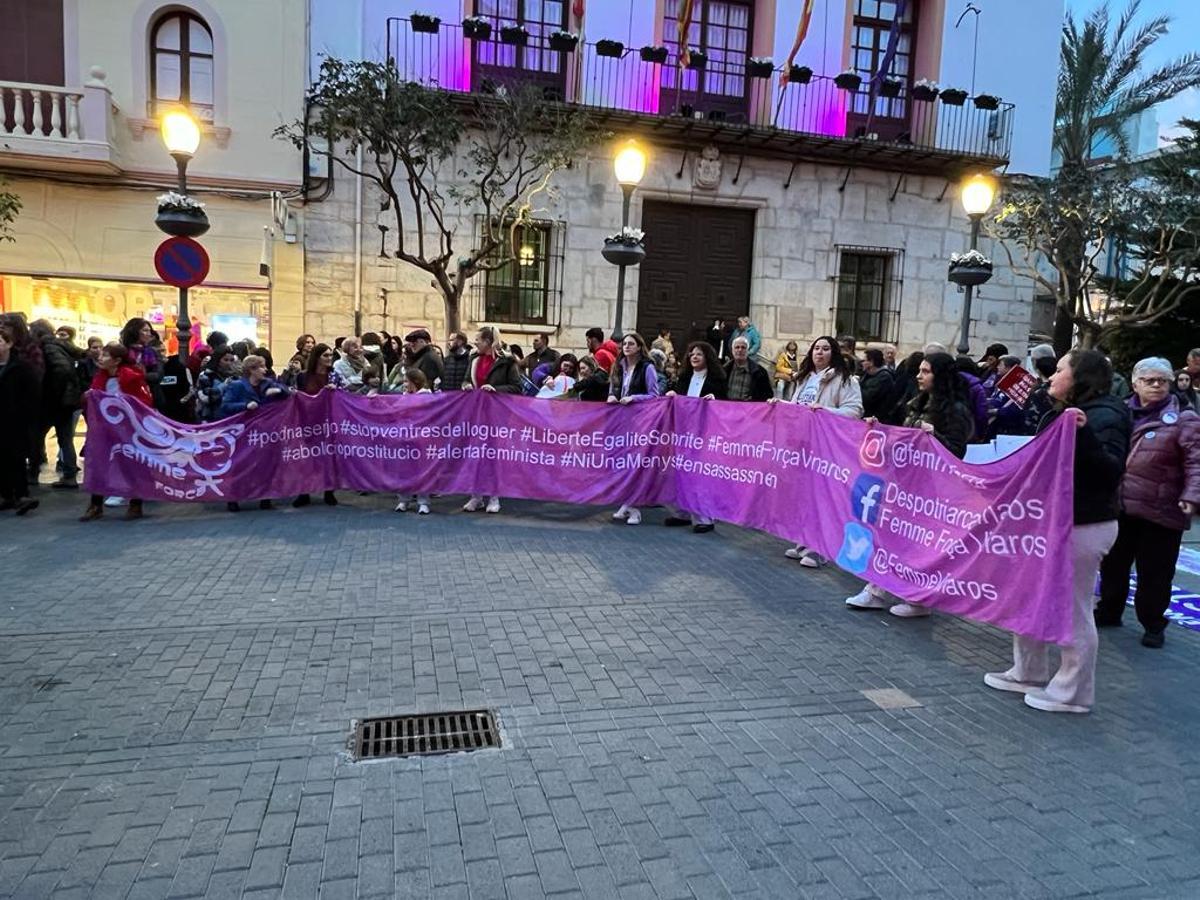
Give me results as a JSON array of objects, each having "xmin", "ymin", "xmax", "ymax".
[{"xmin": 83, "ymin": 390, "xmax": 1077, "ymax": 643}]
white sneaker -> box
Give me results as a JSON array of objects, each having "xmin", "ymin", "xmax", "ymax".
[
  {"xmin": 784, "ymin": 545, "xmax": 807, "ymax": 560},
  {"xmin": 613, "ymin": 504, "xmax": 630, "ymax": 520},
  {"xmin": 485, "ymin": 497, "xmax": 501, "ymax": 514},
  {"xmin": 626, "ymin": 508, "xmax": 641, "ymax": 526},
  {"xmin": 799, "ymin": 552, "xmax": 824, "ymax": 569},
  {"xmin": 394, "ymin": 500, "xmax": 409, "ymax": 512},
  {"xmin": 417, "ymin": 503, "xmax": 430, "ymax": 515},
  {"xmin": 983, "ymin": 672, "xmax": 1046, "ymax": 694},
  {"xmin": 104, "ymin": 496, "xmax": 126, "ymax": 508},
  {"xmin": 845, "ymin": 588, "xmax": 889, "ymax": 610},
  {"xmin": 462, "ymin": 497, "xmax": 485, "ymax": 512},
  {"xmin": 1024, "ymin": 691, "xmax": 1089, "ymax": 714},
  {"xmin": 888, "ymin": 603, "xmax": 931, "ymax": 618}
]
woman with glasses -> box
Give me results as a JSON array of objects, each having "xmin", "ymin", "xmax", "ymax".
[{"xmin": 1095, "ymin": 357, "xmax": 1200, "ymax": 648}]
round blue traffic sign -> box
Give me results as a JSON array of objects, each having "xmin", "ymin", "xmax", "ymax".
[{"xmin": 155, "ymin": 236, "xmax": 210, "ymax": 288}]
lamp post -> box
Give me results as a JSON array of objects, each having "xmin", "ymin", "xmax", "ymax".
[
  {"xmin": 604, "ymin": 140, "xmax": 647, "ymax": 341},
  {"xmin": 159, "ymin": 110, "xmax": 202, "ymax": 365},
  {"xmin": 953, "ymin": 172, "xmax": 997, "ymax": 356}
]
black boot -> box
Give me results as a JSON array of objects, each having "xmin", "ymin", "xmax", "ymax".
[{"xmin": 1141, "ymin": 627, "xmax": 1166, "ymax": 649}]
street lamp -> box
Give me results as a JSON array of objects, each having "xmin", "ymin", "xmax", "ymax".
[
  {"xmin": 605, "ymin": 140, "xmax": 647, "ymax": 340},
  {"xmin": 158, "ymin": 110, "xmax": 201, "ymax": 364},
  {"xmin": 953, "ymin": 172, "xmax": 997, "ymax": 356}
]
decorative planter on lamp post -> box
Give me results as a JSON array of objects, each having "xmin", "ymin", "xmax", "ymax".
[
  {"xmin": 951, "ymin": 173, "xmax": 997, "ymax": 356},
  {"xmin": 604, "ymin": 140, "xmax": 648, "ymax": 341},
  {"xmin": 157, "ymin": 109, "xmax": 203, "ymax": 365}
]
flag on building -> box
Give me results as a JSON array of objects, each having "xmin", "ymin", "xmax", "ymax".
[
  {"xmin": 781, "ymin": 0, "xmax": 816, "ymax": 85},
  {"xmin": 678, "ymin": 0, "xmax": 695, "ymax": 67},
  {"xmin": 873, "ymin": 0, "xmax": 909, "ymax": 84}
]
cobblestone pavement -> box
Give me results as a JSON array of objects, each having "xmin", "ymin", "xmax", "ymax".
[{"xmin": 2, "ymin": 490, "xmax": 1199, "ymax": 899}]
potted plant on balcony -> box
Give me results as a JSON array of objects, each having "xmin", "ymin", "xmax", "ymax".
[
  {"xmin": 500, "ymin": 24, "xmax": 528, "ymax": 45},
  {"xmin": 640, "ymin": 45, "xmax": 669, "ymax": 64},
  {"xmin": 686, "ymin": 48, "xmax": 707, "ymax": 69},
  {"xmin": 462, "ymin": 16, "xmax": 491, "ymax": 41},
  {"xmin": 834, "ymin": 70, "xmax": 862, "ymax": 91},
  {"xmin": 786, "ymin": 64, "xmax": 812, "ymax": 84},
  {"xmin": 596, "ymin": 39, "xmax": 624, "ymax": 58},
  {"xmin": 947, "ymin": 249, "xmax": 993, "ymax": 286},
  {"xmin": 973, "ymin": 93, "xmax": 1001, "ymax": 110},
  {"xmin": 912, "ymin": 78, "xmax": 939, "ymax": 101},
  {"xmin": 879, "ymin": 76, "xmax": 903, "ymax": 98},
  {"xmin": 940, "ymin": 87, "xmax": 967, "ymax": 105},
  {"xmin": 410, "ymin": 12, "xmax": 441, "ymax": 34},
  {"xmin": 746, "ymin": 56, "xmax": 775, "ymax": 79},
  {"xmin": 548, "ymin": 29, "xmax": 579, "ymax": 52},
  {"xmin": 601, "ymin": 226, "xmax": 646, "ymax": 266},
  {"xmin": 155, "ymin": 192, "xmax": 209, "ymax": 238}
]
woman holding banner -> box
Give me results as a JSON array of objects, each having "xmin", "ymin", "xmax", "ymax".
[
  {"xmin": 846, "ymin": 352, "xmax": 974, "ymax": 616},
  {"xmin": 1095, "ymin": 357, "xmax": 1200, "ymax": 648},
  {"xmin": 663, "ymin": 341, "xmax": 728, "ymax": 533},
  {"xmin": 608, "ymin": 332, "xmax": 661, "ymax": 527},
  {"xmin": 462, "ymin": 327, "xmax": 522, "ymax": 514},
  {"xmin": 771, "ymin": 336, "xmax": 863, "ymax": 566},
  {"xmin": 79, "ymin": 343, "xmax": 153, "ymax": 522},
  {"xmin": 292, "ymin": 344, "xmax": 343, "ymax": 509},
  {"xmin": 985, "ymin": 349, "xmax": 1129, "ymax": 714}
]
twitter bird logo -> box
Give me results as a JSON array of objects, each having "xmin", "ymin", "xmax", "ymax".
[{"xmin": 836, "ymin": 522, "xmax": 874, "ymax": 575}]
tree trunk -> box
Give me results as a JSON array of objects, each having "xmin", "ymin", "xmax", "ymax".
[
  {"xmin": 444, "ymin": 289, "xmax": 461, "ymax": 335},
  {"xmin": 1052, "ymin": 305, "xmax": 1075, "ymax": 355}
]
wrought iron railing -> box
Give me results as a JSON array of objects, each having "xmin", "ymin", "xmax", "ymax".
[{"xmin": 385, "ymin": 17, "xmax": 1014, "ymax": 164}]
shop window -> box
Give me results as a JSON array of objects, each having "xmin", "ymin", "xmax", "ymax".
[
  {"xmin": 833, "ymin": 246, "xmax": 903, "ymax": 343},
  {"xmin": 150, "ymin": 9, "xmax": 214, "ymax": 120}
]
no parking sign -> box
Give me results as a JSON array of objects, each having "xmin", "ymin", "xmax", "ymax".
[{"xmin": 154, "ymin": 236, "xmax": 210, "ymax": 288}]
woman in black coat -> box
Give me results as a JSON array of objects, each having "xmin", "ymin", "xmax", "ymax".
[
  {"xmin": 985, "ymin": 349, "xmax": 1129, "ymax": 715},
  {"xmin": 662, "ymin": 341, "xmax": 727, "ymax": 533}
]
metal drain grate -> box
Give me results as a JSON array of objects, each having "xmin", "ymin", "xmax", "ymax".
[{"xmin": 352, "ymin": 710, "xmax": 500, "ymax": 760}]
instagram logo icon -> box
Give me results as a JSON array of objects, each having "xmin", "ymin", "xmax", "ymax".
[{"xmin": 859, "ymin": 428, "xmax": 886, "ymax": 469}]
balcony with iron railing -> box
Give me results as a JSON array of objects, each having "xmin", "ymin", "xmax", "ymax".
[
  {"xmin": 0, "ymin": 67, "xmax": 120, "ymax": 174},
  {"xmin": 385, "ymin": 17, "xmax": 1014, "ymax": 176}
]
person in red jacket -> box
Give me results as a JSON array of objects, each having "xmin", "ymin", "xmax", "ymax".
[
  {"xmin": 1096, "ymin": 356, "xmax": 1200, "ymax": 647},
  {"xmin": 80, "ymin": 343, "xmax": 153, "ymax": 521}
]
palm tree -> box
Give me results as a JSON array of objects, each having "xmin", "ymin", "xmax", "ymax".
[{"xmin": 1048, "ymin": 0, "xmax": 1200, "ymax": 351}]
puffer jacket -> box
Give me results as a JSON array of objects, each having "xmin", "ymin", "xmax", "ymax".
[
  {"xmin": 903, "ymin": 397, "xmax": 974, "ymax": 460},
  {"xmin": 1039, "ymin": 394, "xmax": 1130, "ymax": 525},
  {"xmin": 795, "ymin": 368, "xmax": 863, "ymax": 418},
  {"xmin": 1119, "ymin": 395, "xmax": 1200, "ymax": 531}
]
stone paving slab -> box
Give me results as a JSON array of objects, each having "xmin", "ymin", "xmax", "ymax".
[{"xmin": 1, "ymin": 491, "xmax": 1199, "ymax": 898}]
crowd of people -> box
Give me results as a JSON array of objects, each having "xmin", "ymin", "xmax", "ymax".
[{"xmin": 1, "ymin": 308, "xmax": 1197, "ymax": 714}]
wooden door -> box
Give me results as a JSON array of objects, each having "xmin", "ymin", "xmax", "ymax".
[{"xmin": 635, "ymin": 201, "xmax": 755, "ymax": 358}]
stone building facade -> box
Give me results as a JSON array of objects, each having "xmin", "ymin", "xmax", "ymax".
[{"xmin": 303, "ymin": 142, "xmax": 1026, "ymax": 360}]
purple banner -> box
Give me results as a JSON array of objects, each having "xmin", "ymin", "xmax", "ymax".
[{"xmin": 84, "ymin": 391, "xmax": 1077, "ymax": 643}]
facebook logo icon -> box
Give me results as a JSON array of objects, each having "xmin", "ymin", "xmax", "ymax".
[{"xmin": 851, "ymin": 474, "xmax": 885, "ymax": 525}]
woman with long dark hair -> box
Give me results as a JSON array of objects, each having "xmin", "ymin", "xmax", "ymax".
[
  {"xmin": 770, "ymin": 335, "xmax": 863, "ymax": 565},
  {"xmin": 607, "ymin": 332, "xmax": 661, "ymax": 526},
  {"xmin": 119, "ymin": 317, "xmax": 162, "ymax": 398},
  {"xmin": 663, "ymin": 341, "xmax": 727, "ymax": 533},
  {"xmin": 985, "ymin": 349, "xmax": 1129, "ymax": 714},
  {"xmin": 846, "ymin": 352, "xmax": 974, "ymax": 616}
]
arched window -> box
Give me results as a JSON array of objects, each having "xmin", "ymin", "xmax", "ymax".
[{"xmin": 150, "ymin": 10, "xmax": 214, "ymax": 120}]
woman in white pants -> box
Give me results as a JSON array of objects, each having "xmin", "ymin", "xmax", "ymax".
[
  {"xmin": 768, "ymin": 336, "xmax": 863, "ymax": 566},
  {"xmin": 984, "ymin": 350, "xmax": 1129, "ymax": 714},
  {"xmin": 607, "ymin": 333, "xmax": 661, "ymax": 526}
]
